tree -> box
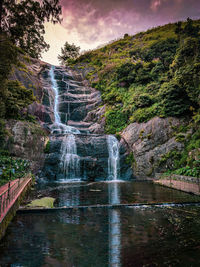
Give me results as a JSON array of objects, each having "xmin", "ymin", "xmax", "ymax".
[
  {"xmin": 0, "ymin": 0, "xmax": 62, "ymax": 58},
  {"xmin": 0, "ymin": 34, "xmax": 18, "ymax": 118},
  {"xmin": 0, "ymin": 34, "xmax": 36, "ymax": 120},
  {"xmin": 175, "ymin": 18, "xmax": 199, "ymax": 40},
  {"xmin": 58, "ymin": 42, "xmax": 80, "ymax": 65}
]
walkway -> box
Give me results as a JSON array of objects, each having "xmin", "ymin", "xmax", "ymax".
[{"xmin": 0, "ymin": 177, "xmax": 32, "ymax": 223}]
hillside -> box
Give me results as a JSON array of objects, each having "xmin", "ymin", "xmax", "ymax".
[
  {"xmin": 72, "ymin": 19, "xmax": 200, "ymax": 131},
  {"xmin": 70, "ymin": 18, "xmax": 200, "ymax": 177}
]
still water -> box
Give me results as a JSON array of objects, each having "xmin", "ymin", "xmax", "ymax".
[{"xmin": 0, "ymin": 181, "xmax": 200, "ymax": 267}]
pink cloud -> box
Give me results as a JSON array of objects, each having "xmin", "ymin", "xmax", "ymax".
[{"xmin": 59, "ymin": 0, "xmax": 200, "ymax": 46}]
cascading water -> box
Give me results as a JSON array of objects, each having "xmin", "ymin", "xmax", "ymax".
[
  {"xmin": 107, "ymin": 136, "xmax": 121, "ymax": 265},
  {"xmin": 49, "ymin": 66, "xmax": 61, "ymax": 124},
  {"xmin": 45, "ymin": 65, "xmax": 131, "ymax": 182},
  {"xmin": 49, "ymin": 66, "xmax": 81, "ymax": 181},
  {"xmin": 107, "ymin": 135, "xmax": 120, "ymax": 180},
  {"xmin": 60, "ymin": 134, "xmax": 80, "ymax": 180},
  {"xmin": 49, "ymin": 66, "xmax": 80, "ymax": 135}
]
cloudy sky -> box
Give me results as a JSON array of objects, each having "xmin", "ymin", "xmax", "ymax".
[{"xmin": 41, "ymin": 0, "xmax": 200, "ymax": 65}]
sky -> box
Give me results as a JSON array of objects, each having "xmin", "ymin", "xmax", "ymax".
[{"xmin": 41, "ymin": 0, "xmax": 200, "ymax": 65}]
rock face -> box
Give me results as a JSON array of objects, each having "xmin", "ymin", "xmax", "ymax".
[
  {"xmin": 43, "ymin": 134, "xmax": 131, "ymax": 181},
  {"xmin": 9, "ymin": 59, "xmax": 188, "ymax": 180},
  {"xmin": 122, "ymin": 117, "xmax": 185, "ymax": 178},
  {"xmin": 39, "ymin": 66, "xmax": 132, "ymax": 181},
  {"xmin": 5, "ymin": 120, "xmax": 49, "ymax": 173}
]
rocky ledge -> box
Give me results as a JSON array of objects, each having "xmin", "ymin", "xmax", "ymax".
[{"xmin": 122, "ymin": 117, "xmax": 186, "ymax": 178}]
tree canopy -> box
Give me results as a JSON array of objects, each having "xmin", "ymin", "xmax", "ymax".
[
  {"xmin": 0, "ymin": 0, "xmax": 62, "ymax": 58},
  {"xmin": 58, "ymin": 42, "xmax": 80, "ymax": 65}
]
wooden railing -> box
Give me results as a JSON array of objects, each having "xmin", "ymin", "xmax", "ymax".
[{"xmin": 0, "ymin": 178, "xmax": 31, "ymax": 221}]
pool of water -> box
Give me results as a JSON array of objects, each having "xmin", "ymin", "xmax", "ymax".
[
  {"xmin": 1, "ymin": 181, "xmax": 200, "ymax": 266},
  {"xmin": 36, "ymin": 181, "xmax": 200, "ymax": 207}
]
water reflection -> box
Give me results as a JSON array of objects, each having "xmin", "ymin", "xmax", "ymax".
[
  {"xmin": 1, "ymin": 182, "xmax": 200, "ymax": 266},
  {"xmin": 58, "ymin": 185, "xmax": 81, "ymax": 224},
  {"xmin": 108, "ymin": 182, "xmax": 120, "ymax": 205},
  {"xmin": 108, "ymin": 182, "xmax": 121, "ymax": 267}
]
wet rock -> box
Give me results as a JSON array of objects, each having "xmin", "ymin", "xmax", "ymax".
[{"xmin": 42, "ymin": 133, "xmax": 133, "ymax": 181}]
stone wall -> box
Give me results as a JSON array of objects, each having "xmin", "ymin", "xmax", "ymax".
[{"xmin": 154, "ymin": 174, "xmax": 200, "ymax": 195}]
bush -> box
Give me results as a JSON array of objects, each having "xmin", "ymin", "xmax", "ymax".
[
  {"xmin": 116, "ymin": 62, "xmax": 137, "ymax": 87},
  {"xmin": 44, "ymin": 140, "xmax": 50, "ymax": 153},
  {"xmin": 159, "ymin": 81, "xmax": 192, "ymax": 117},
  {"xmin": 105, "ymin": 106, "xmax": 128, "ymax": 134},
  {"xmin": 133, "ymin": 94, "xmax": 153, "ymax": 108},
  {"xmin": 6, "ymin": 80, "xmax": 35, "ymax": 119},
  {"xmin": 174, "ymin": 166, "xmax": 200, "ymax": 178},
  {"xmin": 129, "ymin": 103, "xmax": 159, "ymax": 123},
  {"xmin": 0, "ymin": 154, "xmax": 30, "ymax": 186}
]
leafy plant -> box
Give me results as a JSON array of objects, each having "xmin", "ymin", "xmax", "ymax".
[
  {"xmin": 105, "ymin": 106, "xmax": 128, "ymax": 134},
  {"xmin": 174, "ymin": 165, "xmax": 200, "ymax": 178},
  {"xmin": 1, "ymin": 0, "xmax": 62, "ymax": 58},
  {"xmin": 44, "ymin": 140, "xmax": 50, "ymax": 153},
  {"xmin": 0, "ymin": 154, "xmax": 30, "ymax": 186},
  {"xmin": 58, "ymin": 42, "xmax": 80, "ymax": 65}
]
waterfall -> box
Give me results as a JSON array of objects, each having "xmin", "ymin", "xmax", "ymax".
[
  {"xmin": 49, "ymin": 66, "xmax": 61, "ymax": 124},
  {"xmin": 107, "ymin": 135, "xmax": 120, "ymax": 180},
  {"xmin": 60, "ymin": 134, "xmax": 80, "ymax": 180},
  {"xmin": 49, "ymin": 66, "xmax": 80, "ymax": 135}
]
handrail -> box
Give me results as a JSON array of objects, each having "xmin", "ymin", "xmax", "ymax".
[{"xmin": 0, "ymin": 178, "xmax": 28, "ymax": 219}]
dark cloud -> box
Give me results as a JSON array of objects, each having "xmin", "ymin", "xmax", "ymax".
[{"xmin": 60, "ymin": 0, "xmax": 200, "ymax": 45}]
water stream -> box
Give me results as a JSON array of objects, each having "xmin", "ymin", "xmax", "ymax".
[
  {"xmin": 60, "ymin": 134, "xmax": 80, "ymax": 181},
  {"xmin": 49, "ymin": 66, "xmax": 61, "ymax": 124},
  {"xmin": 49, "ymin": 66, "xmax": 80, "ymax": 135},
  {"xmin": 107, "ymin": 135, "xmax": 120, "ymax": 180},
  {"xmin": 49, "ymin": 66, "xmax": 122, "ymax": 182}
]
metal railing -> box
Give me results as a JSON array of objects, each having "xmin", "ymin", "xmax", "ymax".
[{"xmin": 0, "ymin": 178, "xmax": 29, "ymax": 220}]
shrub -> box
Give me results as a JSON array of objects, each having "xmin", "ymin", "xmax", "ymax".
[
  {"xmin": 44, "ymin": 140, "xmax": 50, "ymax": 153},
  {"xmin": 105, "ymin": 106, "xmax": 128, "ymax": 134},
  {"xmin": 133, "ymin": 94, "xmax": 153, "ymax": 108},
  {"xmin": 0, "ymin": 154, "xmax": 30, "ymax": 186},
  {"xmin": 159, "ymin": 81, "xmax": 192, "ymax": 117},
  {"xmin": 174, "ymin": 166, "xmax": 200, "ymax": 178},
  {"xmin": 6, "ymin": 80, "xmax": 35, "ymax": 119},
  {"xmin": 129, "ymin": 103, "xmax": 159, "ymax": 123}
]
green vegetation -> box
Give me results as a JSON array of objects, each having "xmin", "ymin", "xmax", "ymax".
[
  {"xmin": 1, "ymin": 0, "xmax": 62, "ymax": 58},
  {"xmin": 173, "ymin": 164, "xmax": 200, "ymax": 178},
  {"xmin": 125, "ymin": 152, "xmax": 135, "ymax": 167},
  {"xmin": 58, "ymin": 42, "xmax": 80, "ymax": 65},
  {"xmin": 0, "ymin": 152, "xmax": 30, "ymax": 186},
  {"xmin": 0, "ymin": 1, "xmax": 63, "ymax": 186},
  {"xmin": 0, "ymin": 35, "xmax": 37, "ymax": 146},
  {"xmin": 44, "ymin": 140, "xmax": 50, "ymax": 153},
  {"xmin": 27, "ymin": 197, "xmax": 55, "ymax": 208},
  {"xmin": 160, "ymin": 124, "xmax": 200, "ymax": 177},
  {"xmin": 71, "ymin": 18, "xmax": 200, "ymax": 135},
  {"xmin": 70, "ymin": 18, "xmax": 200, "ymax": 176}
]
